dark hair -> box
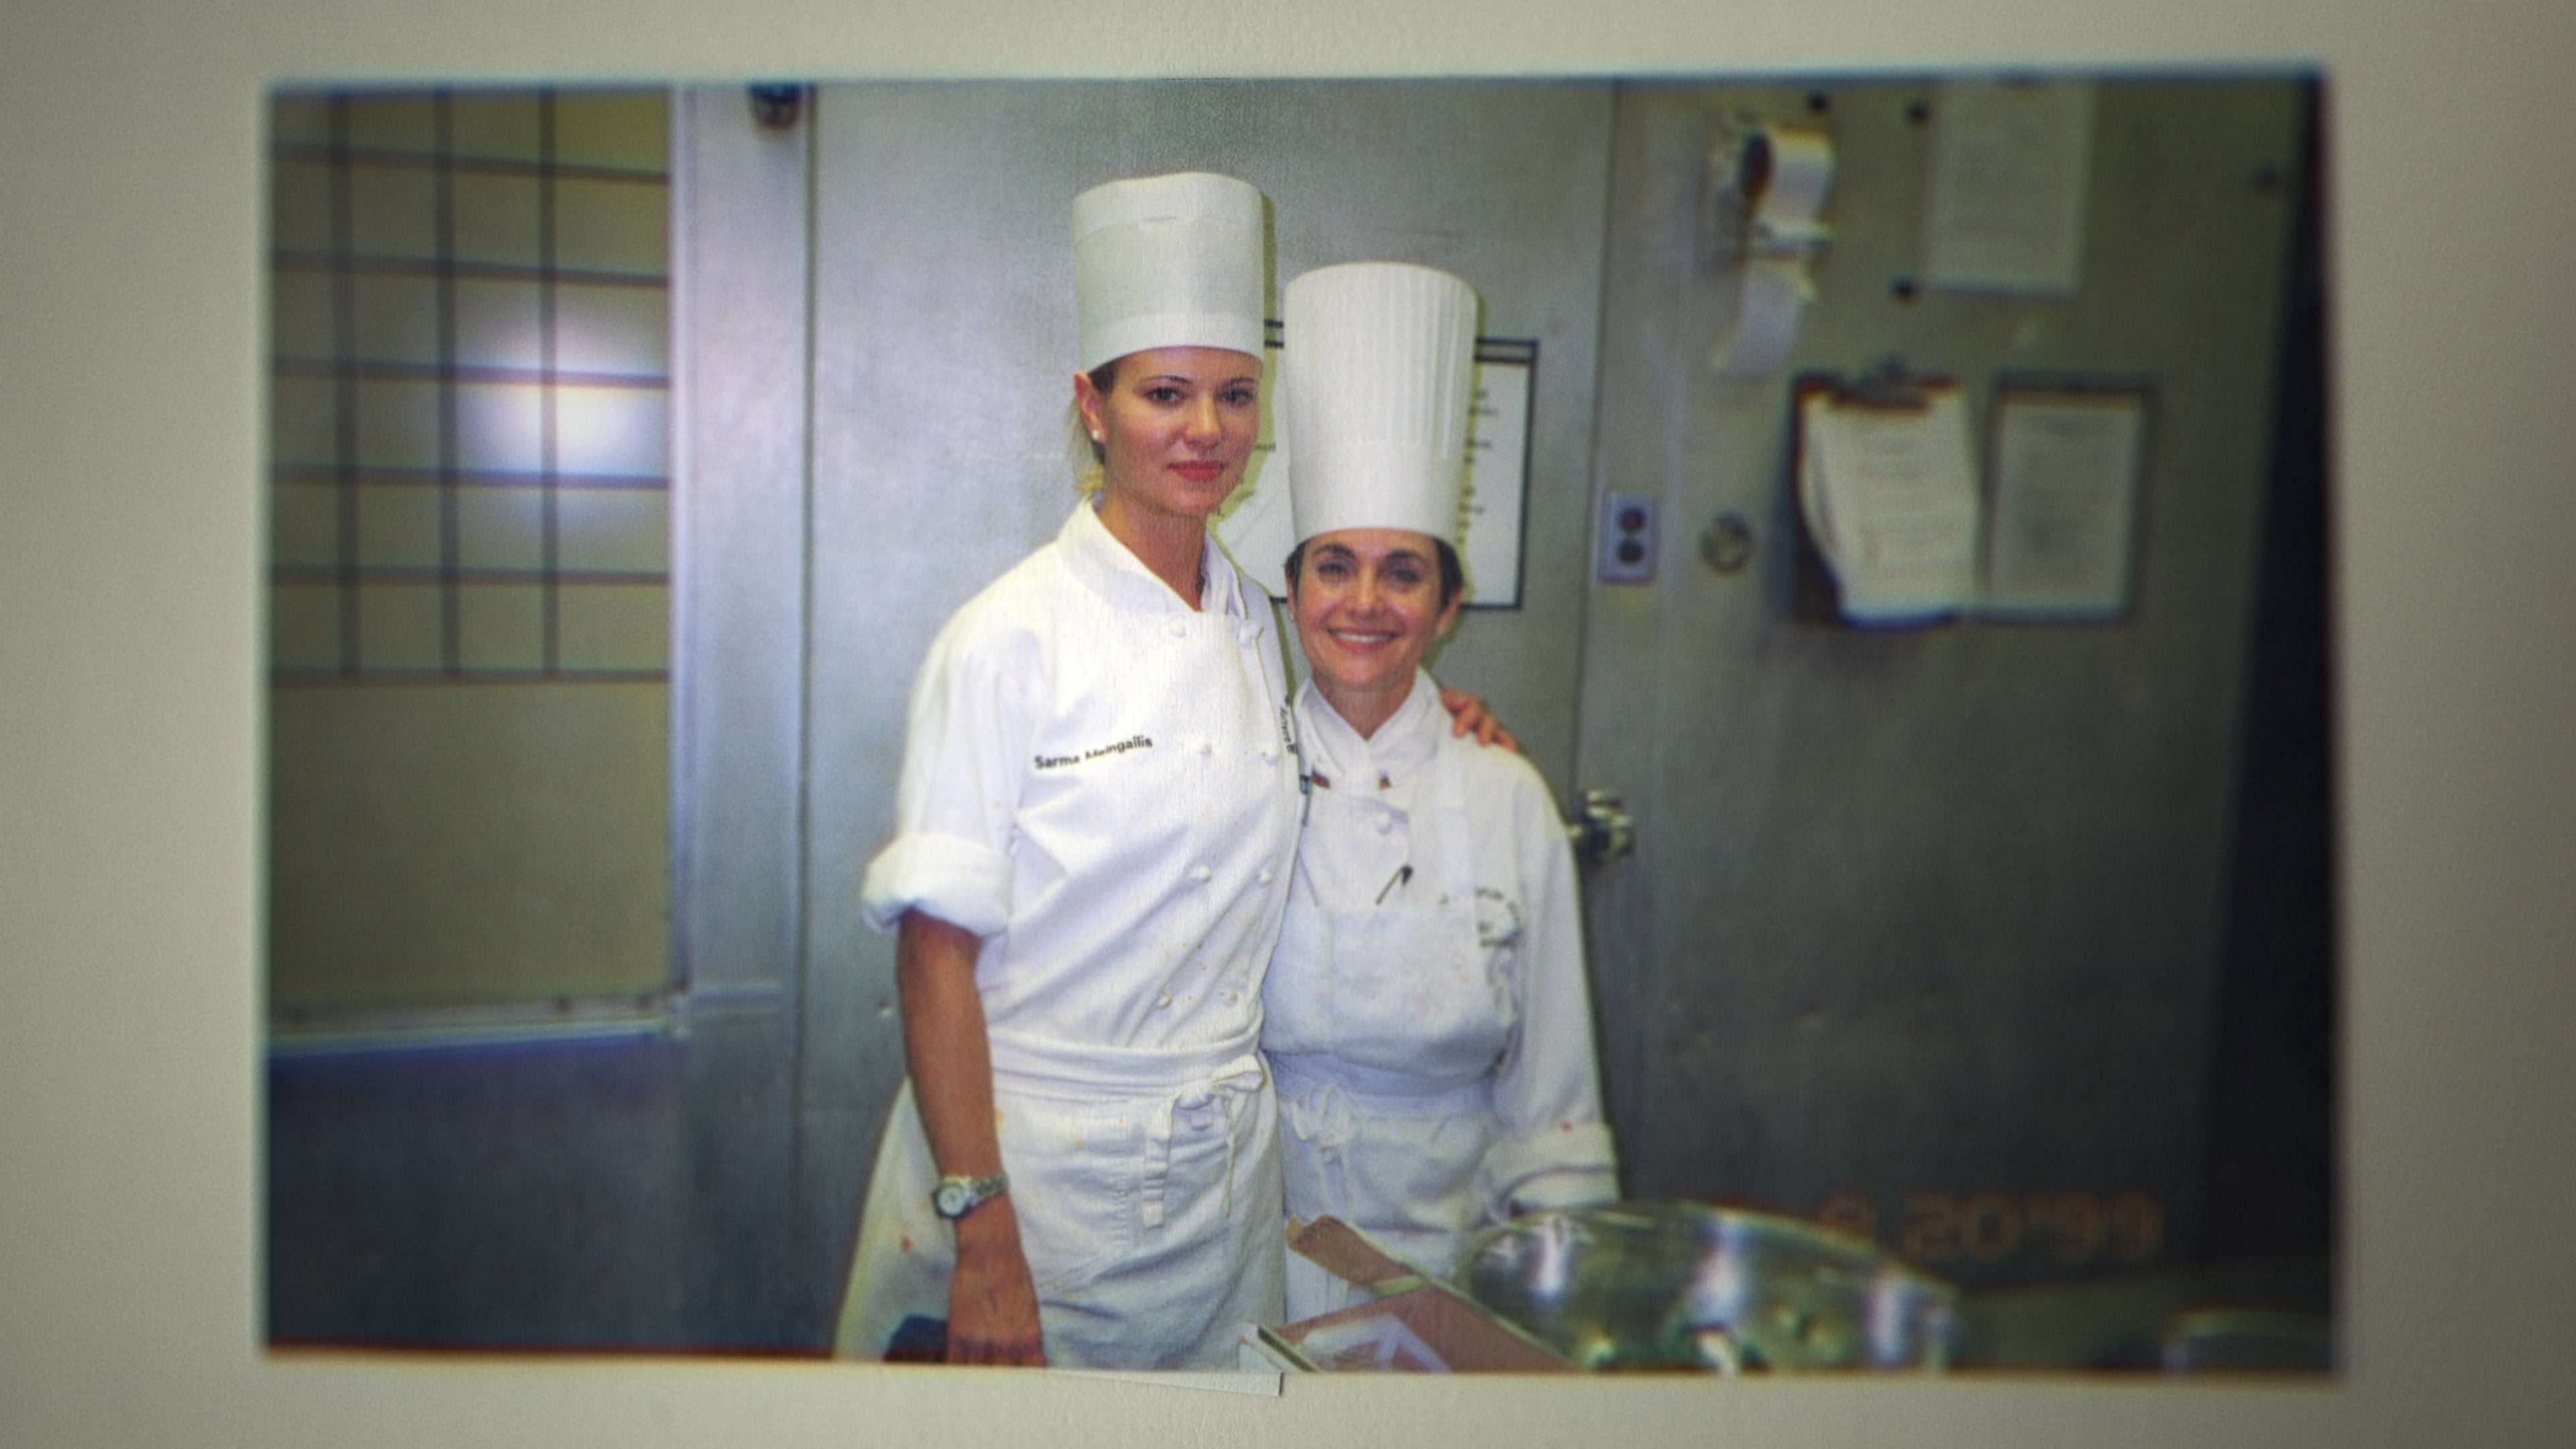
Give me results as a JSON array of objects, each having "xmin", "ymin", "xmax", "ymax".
[{"xmin": 1283, "ymin": 536, "xmax": 1465, "ymax": 610}]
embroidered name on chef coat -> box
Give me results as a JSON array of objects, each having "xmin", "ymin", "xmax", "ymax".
[{"xmin": 1034, "ymin": 733, "xmax": 1153, "ymax": 771}]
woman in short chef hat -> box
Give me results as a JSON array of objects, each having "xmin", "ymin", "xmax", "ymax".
[
  {"xmin": 831, "ymin": 171, "xmax": 1293, "ymax": 1370},
  {"xmin": 1265, "ymin": 262, "xmax": 1620, "ymax": 1322},
  {"xmin": 833, "ymin": 174, "xmax": 1493, "ymax": 1370}
]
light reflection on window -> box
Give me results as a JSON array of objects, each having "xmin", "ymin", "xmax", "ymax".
[
  {"xmin": 555, "ymin": 385, "xmax": 667, "ymax": 477},
  {"xmin": 267, "ymin": 87, "xmax": 670, "ymax": 682}
]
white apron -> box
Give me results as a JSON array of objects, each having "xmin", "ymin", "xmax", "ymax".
[
  {"xmin": 1266, "ymin": 746, "xmax": 1517, "ymax": 1320},
  {"xmin": 834, "ymin": 505, "xmax": 1300, "ymax": 1367},
  {"xmin": 833, "ymin": 1025, "xmax": 1285, "ymax": 1369}
]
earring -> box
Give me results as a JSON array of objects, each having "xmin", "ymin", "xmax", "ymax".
[{"xmin": 1090, "ymin": 433, "xmax": 1104, "ymax": 444}]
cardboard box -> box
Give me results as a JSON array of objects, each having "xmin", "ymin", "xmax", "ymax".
[{"xmin": 1237, "ymin": 1218, "xmax": 1572, "ymax": 1373}]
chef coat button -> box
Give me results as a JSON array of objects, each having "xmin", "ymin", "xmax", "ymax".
[
  {"xmin": 1197, "ymin": 737, "xmax": 1214, "ymax": 756},
  {"xmin": 1189, "ymin": 864, "xmax": 1214, "ymax": 883},
  {"xmin": 1257, "ymin": 868, "xmax": 1275, "ymax": 885},
  {"xmin": 1155, "ymin": 993, "xmax": 1174, "ymax": 1009},
  {"xmin": 1373, "ymin": 810, "xmax": 1395, "ymax": 834},
  {"xmin": 1259, "ymin": 745, "xmax": 1277, "ymax": 761},
  {"xmin": 1168, "ymin": 621, "xmax": 1188, "ymax": 639}
]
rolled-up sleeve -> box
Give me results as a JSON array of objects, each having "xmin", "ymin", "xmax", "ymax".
[
  {"xmin": 859, "ymin": 835, "xmax": 1012, "ymax": 936},
  {"xmin": 857, "ymin": 608, "xmax": 1034, "ymax": 938}
]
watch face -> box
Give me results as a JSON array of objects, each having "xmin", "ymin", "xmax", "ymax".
[{"xmin": 934, "ymin": 1183, "xmax": 967, "ymax": 1217}]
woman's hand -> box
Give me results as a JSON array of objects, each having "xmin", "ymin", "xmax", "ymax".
[
  {"xmin": 896, "ymin": 910, "xmax": 1046, "ymax": 1366},
  {"xmin": 1440, "ymin": 686, "xmax": 1521, "ymax": 752},
  {"xmin": 946, "ymin": 1196, "xmax": 1046, "ymax": 1366}
]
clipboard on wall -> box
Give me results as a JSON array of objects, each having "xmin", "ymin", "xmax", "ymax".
[{"xmin": 1789, "ymin": 364, "xmax": 1979, "ymax": 627}]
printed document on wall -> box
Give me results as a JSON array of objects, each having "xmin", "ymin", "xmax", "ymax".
[
  {"xmin": 1460, "ymin": 348, "xmax": 1533, "ymax": 607},
  {"xmin": 1798, "ymin": 386, "xmax": 1980, "ymax": 624},
  {"xmin": 1981, "ymin": 385, "xmax": 2149, "ymax": 619},
  {"xmin": 1922, "ymin": 80, "xmax": 2095, "ymax": 296}
]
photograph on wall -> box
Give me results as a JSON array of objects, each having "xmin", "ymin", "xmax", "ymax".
[{"xmin": 263, "ymin": 74, "xmax": 2333, "ymax": 1378}]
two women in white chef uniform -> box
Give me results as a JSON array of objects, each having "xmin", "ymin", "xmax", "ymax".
[
  {"xmin": 835, "ymin": 170, "xmax": 1613, "ymax": 1368},
  {"xmin": 1266, "ymin": 262, "xmax": 1618, "ymax": 1321}
]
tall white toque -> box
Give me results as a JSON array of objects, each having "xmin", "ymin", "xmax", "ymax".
[
  {"xmin": 1282, "ymin": 261, "xmax": 1479, "ymax": 548},
  {"xmin": 1071, "ymin": 172, "xmax": 1269, "ymax": 372}
]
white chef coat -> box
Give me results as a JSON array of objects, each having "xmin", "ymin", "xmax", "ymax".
[
  {"xmin": 1264, "ymin": 672, "xmax": 1617, "ymax": 1321},
  {"xmin": 833, "ymin": 500, "xmax": 1303, "ymax": 1370}
]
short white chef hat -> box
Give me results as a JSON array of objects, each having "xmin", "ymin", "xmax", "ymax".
[
  {"xmin": 1071, "ymin": 171, "xmax": 1268, "ymax": 372},
  {"xmin": 1282, "ymin": 261, "xmax": 1479, "ymax": 548}
]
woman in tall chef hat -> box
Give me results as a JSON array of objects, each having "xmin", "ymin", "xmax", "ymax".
[
  {"xmin": 1266, "ymin": 262, "xmax": 1620, "ymax": 1322},
  {"xmin": 833, "ymin": 174, "xmax": 1495, "ymax": 1369}
]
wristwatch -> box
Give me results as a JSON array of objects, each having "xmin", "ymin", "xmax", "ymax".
[{"xmin": 931, "ymin": 1170, "xmax": 1010, "ymax": 1220}]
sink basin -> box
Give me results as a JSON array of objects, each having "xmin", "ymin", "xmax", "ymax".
[{"xmin": 1453, "ymin": 1202, "xmax": 1962, "ymax": 1373}]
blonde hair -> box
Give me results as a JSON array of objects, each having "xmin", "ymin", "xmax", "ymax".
[
  {"xmin": 1066, "ymin": 396, "xmax": 1106, "ymax": 498},
  {"xmin": 1068, "ymin": 356, "xmax": 1120, "ymax": 498}
]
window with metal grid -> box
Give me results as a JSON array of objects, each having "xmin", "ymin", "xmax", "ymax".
[
  {"xmin": 269, "ymin": 88, "xmax": 670, "ymax": 683},
  {"xmin": 266, "ymin": 88, "xmax": 676, "ymax": 1032}
]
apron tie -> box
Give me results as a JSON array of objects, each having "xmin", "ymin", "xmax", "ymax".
[
  {"xmin": 1280, "ymin": 1079, "xmax": 1363, "ymax": 1228},
  {"xmin": 1140, "ymin": 1052, "xmax": 1267, "ymax": 1228},
  {"xmin": 1282, "ymin": 1079, "xmax": 1361, "ymax": 1150}
]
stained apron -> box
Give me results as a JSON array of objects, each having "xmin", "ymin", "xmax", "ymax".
[
  {"xmin": 834, "ymin": 1024, "xmax": 1283, "ymax": 1369},
  {"xmin": 1265, "ymin": 749, "xmax": 1514, "ymax": 1319}
]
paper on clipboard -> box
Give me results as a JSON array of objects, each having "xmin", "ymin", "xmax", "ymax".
[{"xmin": 1798, "ymin": 386, "xmax": 1980, "ymax": 624}]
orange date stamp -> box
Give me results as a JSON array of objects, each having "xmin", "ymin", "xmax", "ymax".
[{"xmin": 1815, "ymin": 1188, "xmax": 2165, "ymax": 1268}]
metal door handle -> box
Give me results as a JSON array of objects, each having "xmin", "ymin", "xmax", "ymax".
[{"xmin": 1566, "ymin": 788, "xmax": 1635, "ymax": 865}]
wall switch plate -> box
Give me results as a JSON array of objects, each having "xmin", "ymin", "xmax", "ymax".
[{"xmin": 1599, "ymin": 491, "xmax": 1659, "ymax": 584}]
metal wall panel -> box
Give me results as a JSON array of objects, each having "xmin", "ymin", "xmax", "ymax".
[
  {"xmin": 1572, "ymin": 78, "xmax": 2310, "ymax": 1288},
  {"xmin": 669, "ymin": 84, "xmax": 814, "ymax": 1344}
]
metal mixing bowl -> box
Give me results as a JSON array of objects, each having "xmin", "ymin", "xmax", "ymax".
[{"xmin": 1454, "ymin": 1202, "xmax": 1962, "ymax": 1373}]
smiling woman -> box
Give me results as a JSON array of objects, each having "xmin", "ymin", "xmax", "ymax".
[
  {"xmin": 1265, "ymin": 261, "xmax": 1617, "ymax": 1323},
  {"xmin": 832, "ymin": 171, "xmax": 1305, "ymax": 1371},
  {"xmin": 1075, "ymin": 347, "xmax": 1265, "ymax": 541},
  {"xmin": 1288, "ymin": 529, "xmax": 1463, "ymax": 737}
]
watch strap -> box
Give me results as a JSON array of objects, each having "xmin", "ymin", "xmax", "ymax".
[{"xmin": 932, "ymin": 1169, "xmax": 1010, "ymax": 1220}]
